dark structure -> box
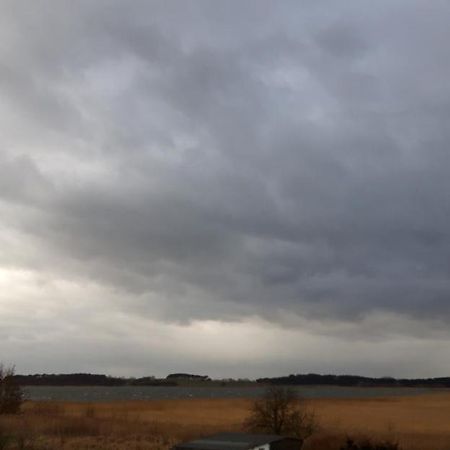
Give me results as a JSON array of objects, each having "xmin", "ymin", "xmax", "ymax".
[{"xmin": 173, "ymin": 432, "xmax": 301, "ymax": 450}]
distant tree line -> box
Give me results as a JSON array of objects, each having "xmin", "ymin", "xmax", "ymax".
[
  {"xmin": 12, "ymin": 372, "xmax": 214, "ymax": 386},
  {"xmin": 11, "ymin": 372, "xmax": 450, "ymax": 387},
  {"xmin": 256, "ymin": 373, "xmax": 450, "ymax": 387},
  {"xmin": 12, "ymin": 373, "xmax": 176, "ymax": 387}
]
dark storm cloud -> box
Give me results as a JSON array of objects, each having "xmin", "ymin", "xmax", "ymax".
[{"xmin": 1, "ymin": 0, "xmax": 450, "ymax": 344}]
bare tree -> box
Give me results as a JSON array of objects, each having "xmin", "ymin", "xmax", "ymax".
[
  {"xmin": 244, "ymin": 386, "xmax": 317, "ymax": 447},
  {"xmin": 0, "ymin": 365, "xmax": 23, "ymax": 414}
]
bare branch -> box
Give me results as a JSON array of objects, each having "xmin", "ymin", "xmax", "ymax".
[{"xmin": 244, "ymin": 386, "xmax": 318, "ymax": 447}]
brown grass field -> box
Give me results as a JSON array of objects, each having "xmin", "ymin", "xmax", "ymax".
[{"xmin": 0, "ymin": 392, "xmax": 449, "ymax": 450}]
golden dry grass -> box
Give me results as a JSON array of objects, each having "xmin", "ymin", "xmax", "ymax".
[
  {"xmin": 0, "ymin": 392, "xmax": 449, "ymax": 449},
  {"xmin": 308, "ymin": 392, "xmax": 450, "ymax": 450}
]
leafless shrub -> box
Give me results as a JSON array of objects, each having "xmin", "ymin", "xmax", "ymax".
[
  {"xmin": 244, "ymin": 386, "xmax": 317, "ymax": 447},
  {"xmin": 0, "ymin": 365, "xmax": 23, "ymax": 415}
]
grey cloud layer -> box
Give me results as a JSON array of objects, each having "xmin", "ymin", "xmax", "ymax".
[{"xmin": 1, "ymin": 0, "xmax": 450, "ymax": 338}]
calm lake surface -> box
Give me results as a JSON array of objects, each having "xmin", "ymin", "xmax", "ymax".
[{"xmin": 23, "ymin": 385, "xmax": 438, "ymax": 402}]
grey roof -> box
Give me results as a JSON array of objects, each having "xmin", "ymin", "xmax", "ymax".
[{"xmin": 174, "ymin": 432, "xmax": 298, "ymax": 450}]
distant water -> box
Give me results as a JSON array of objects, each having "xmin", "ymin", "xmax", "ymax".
[{"xmin": 23, "ymin": 385, "xmax": 439, "ymax": 402}]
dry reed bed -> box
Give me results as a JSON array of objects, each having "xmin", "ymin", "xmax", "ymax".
[{"xmin": 0, "ymin": 392, "xmax": 449, "ymax": 449}]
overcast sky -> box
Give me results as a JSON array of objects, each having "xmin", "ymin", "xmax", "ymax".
[{"xmin": 1, "ymin": 0, "xmax": 450, "ymax": 378}]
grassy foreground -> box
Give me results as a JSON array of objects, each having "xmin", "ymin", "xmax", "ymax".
[{"xmin": 0, "ymin": 392, "xmax": 449, "ymax": 450}]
